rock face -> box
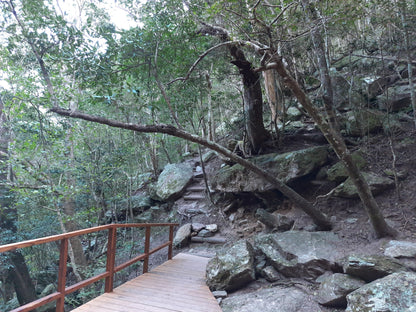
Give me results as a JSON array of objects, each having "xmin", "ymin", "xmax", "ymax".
[
  {"xmin": 254, "ymin": 231, "xmax": 340, "ymax": 280},
  {"xmin": 333, "ymin": 172, "xmax": 395, "ymax": 198},
  {"xmin": 221, "ymin": 286, "xmax": 323, "ymax": 312},
  {"xmin": 340, "ymin": 254, "xmax": 408, "ymax": 282},
  {"xmin": 346, "ymin": 272, "xmax": 416, "ymax": 312},
  {"xmin": 206, "ymin": 240, "xmax": 255, "ymax": 292},
  {"xmin": 317, "ymin": 273, "xmax": 366, "ymax": 307},
  {"xmin": 211, "ymin": 146, "xmax": 329, "ymax": 193},
  {"xmin": 154, "ymin": 163, "xmax": 193, "ymax": 201}
]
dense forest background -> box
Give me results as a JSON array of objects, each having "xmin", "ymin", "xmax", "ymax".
[{"xmin": 1, "ymin": 0, "xmax": 416, "ymax": 310}]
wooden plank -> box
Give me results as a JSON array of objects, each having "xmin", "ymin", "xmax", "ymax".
[{"xmin": 72, "ymin": 253, "xmax": 221, "ymax": 312}]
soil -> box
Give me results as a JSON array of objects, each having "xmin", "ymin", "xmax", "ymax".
[{"xmin": 173, "ymin": 125, "xmax": 416, "ymax": 311}]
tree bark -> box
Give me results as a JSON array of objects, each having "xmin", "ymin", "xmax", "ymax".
[
  {"xmin": 0, "ymin": 97, "xmax": 38, "ymax": 306},
  {"xmin": 301, "ymin": 0, "xmax": 338, "ymax": 129},
  {"xmin": 50, "ymin": 106, "xmax": 332, "ymax": 230},
  {"xmin": 267, "ymin": 56, "xmax": 396, "ymax": 238},
  {"xmin": 199, "ymin": 24, "xmax": 269, "ymax": 153}
]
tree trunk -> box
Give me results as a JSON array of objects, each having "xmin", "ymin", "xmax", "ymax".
[
  {"xmin": 301, "ymin": 0, "xmax": 338, "ymax": 129},
  {"xmin": 0, "ymin": 97, "xmax": 38, "ymax": 306},
  {"xmin": 268, "ymin": 56, "xmax": 396, "ymax": 238},
  {"xmin": 50, "ymin": 106, "xmax": 332, "ymax": 230},
  {"xmin": 199, "ymin": 24, "xmax": 269, "ymax": 153}
]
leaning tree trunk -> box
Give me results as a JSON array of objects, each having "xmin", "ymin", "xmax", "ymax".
[
  {"xmin": 199, "ymin": 24, "xmax": 269, "ymax": 154},
  {"xmin": 50, "ymin": 106, "xmax": 332, "ymax": 230},
  {"xmin": 0, "ymin": 97, "xmax": 38, "ymax": 305},
  {"xmin": 268, "ymin": 56, "xmax": 396, "ymax": 238}
]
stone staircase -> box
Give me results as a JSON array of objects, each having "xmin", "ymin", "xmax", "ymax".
[{"xmin": 176, "ymin": 164, "xmax": 209, "ymax": 219}]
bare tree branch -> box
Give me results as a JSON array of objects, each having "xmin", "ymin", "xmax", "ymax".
[{"xmin": 50, "ymin": 106, "xmax": 332, "ymax": 230}]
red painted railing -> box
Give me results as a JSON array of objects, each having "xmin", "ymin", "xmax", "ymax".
[{"xmin": 0, "ymin": 223, "xmax": 178, "ymax": 312}]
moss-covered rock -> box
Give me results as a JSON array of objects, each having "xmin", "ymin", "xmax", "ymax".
[
  {"xmin": 206, "ymin": 240, "xmax": 255, "ymax": 292},
  {"xmin": 327, "ymin": 151, "xmax": 367, "ymax": 183},
  {"xmin": 333, "ymin": 172, "xmax": 394, "ymax": 198},
  {"xmin": 211, "ymin": 146, "xmax": 329, "ymax": 193}
]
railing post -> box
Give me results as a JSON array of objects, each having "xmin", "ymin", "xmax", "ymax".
[
  {"xmin": 143, "ymin": 226, "xmax": 151, "ymax": 273},
  {"xmin": 168, "ymin": 225, "xmax": 174, "ymax": 260},
  {"xmin": 105, "ymin": 226, "xmax": 117, "ymax": 293},
  {"xmin": 56, "ymin": 238, "xmax": 68, "ymax": 312}
]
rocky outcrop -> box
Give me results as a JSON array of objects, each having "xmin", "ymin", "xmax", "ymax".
[
  {"xmin": 317, "ymin": 273, "xmax": 366, "ymax": 307},
  {"xmin": 153, "ymin": 163, "xmax": 194, "ymax": 201},
  {"xmin": 254, "ymin": 231, "xmax": 340, "ymax": 280},
  {"xmin": 340, "ymin": 254, "xmax": 409, "ymax": 282},
  {"xmin": 211, "ymin": 146, "xmax": 329, "ymax": 193},
  {"xmin": 221, "ymin": 286, "xmax": 323, "ymax": 312},
  {"xmin": 333, "ymin": 172, "xmax": 395, "ymax": 198},
  {"xmin": 346, "ymin": 272, "xmax": 416, "ymax": 312},
  {"xmin": 206, "ymin": 240, "xmax": 255, "ymax": 291},
  {"xmin": 384, "ymin": 240, "xmax": 416, "ymax": 270}
]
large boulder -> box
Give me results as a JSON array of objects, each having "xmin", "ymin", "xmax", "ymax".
[
  {"xmin": 340, "ymin": 254, "xmax": 409, "ymax": 282},
  {"xmin": 254, "ymin": 231, "xmax": 340, "ymax": 280},
  {"xmin": 378, "ymin": 82, "xmax": 414, "ymax": 112},
  {"xmin": 153, "ymin": 163, "xmax": 193, "ymax": 201},
  {"xmin": 211, "ymin": 146, "xmax": 329, "ymax": 193},
  {"xmin": 346, "ymin": 272, "xmax": 416, "ymax": 312},
  {"xmin": 333, "ymin": 172, "xmax": 395, "ymax": 198},
  {"xmin": 206, "ymin": 240, "xmax": 255, "ymax": 292},
  {"xmin": 221, "ymin": 286, "xmax": 323, "ymax": 312},
  {"xmin": 327, "ymin": 151, "xmax": 367, "ymax": 183},
  {"xmin": 317, "ymin": 273, "xmax": 366, "ymax": 307},
  {"xmin": 344, "ymin": 109, "xmax": 384, "ymax": 137}
]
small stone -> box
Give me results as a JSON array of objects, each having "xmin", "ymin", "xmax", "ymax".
[
  {"xmin": 206, "ymin": 224, "xmax": 218, "ymax": 233},
  {"xmin": 262, "ymin": 266, "xmax": 280, "ymax": 282},
  {"xmin": 212, "ymin": 290, "xmax": 228, "ymax": 298},
  {"xmin": 198, "ymin": 229, "xmax": 214, "ymax": 238},
  {"xmin": 192, "ymin": 223, "xmax": 205, "ymax": 233}
]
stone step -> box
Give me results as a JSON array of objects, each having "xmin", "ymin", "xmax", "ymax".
[
  {"xmin": 183, "ymin": 194, "xmax": 206, "ymax": 201},
  {"xmin": 187, "ymin": 185, "xmax": 206, "ymax": 192}
]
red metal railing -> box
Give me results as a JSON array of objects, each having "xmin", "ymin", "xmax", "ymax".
[{"xmin": 0, "ymin": 223, "xmax": 178, "ymax": 312}]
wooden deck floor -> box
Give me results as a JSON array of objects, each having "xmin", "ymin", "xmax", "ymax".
[{"xmin": 72, "ymin": 253, "xmax": 222, "ymax": 312}]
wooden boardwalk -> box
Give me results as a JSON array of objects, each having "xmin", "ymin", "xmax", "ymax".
[{"xmin": 72, "ymin": 253, "xmax": 222, "ymax": 312}]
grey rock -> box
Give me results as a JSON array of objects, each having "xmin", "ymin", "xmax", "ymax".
[
  {"xmin": 346, "ymin": 272, "xmax": 416, "ymax": 312},
  {"xmin": 221, "ymin": 286, "xmax": 323, "ymax": 312},
  {"xmin": 206, "ymin": 224, "xmax": 218, "ymax": 233},
  {"xmin": 340, "ymin": 254, "xmax": 409, "ymax": 282},
  {"xmin": 212, "ymin": 290, "xmax": 228, "ymax": 299},
  {"xmin": 327, "ymin": 151, "xmax": 367, "ymax": 183},
  {"xmin": 378, "ymin": 83, "xmax": 414, "ymax": 112},
  {"xmin": 317, "ymin": 273, "xmax": 366, "ymax": 307},
  {"xmin": 191, "ymin": 223, "xmax": 205, "ymax": 233},
  {"xmin": 333, "ymin": 172, "xmax": 394, "ymax": 198},
  {"xmin": 261, "ymin": 266, "xmax": 280, "ymax": 282},
  {"xmin": 206, "ymin": 240, "xmax": 255, "ymax": 291},
  {"xmin": 254, "ymin": 231, "xmax": 340, "ymax": 280},
  {"xmin": 202, "ymin": 150, "xmax": 217, "ymax": 163},
  {"xmin": 173, "ymin": 223, "xmax": 192, "ymax": 248},
  {"xmin": 344, "ymin": 109, "xmax": 384, "ymax": 137},
  {"xmin": 384, "ymin": 240, "xmax": 416, "ymax": 258},
  {"xmin": 154, "ymin": 163, "xmax": 193, "ymax": 201},
  {"xmin": 211, "ymin": 146, "xmax": 329, "ymax": 193},
  {"xmin": 286, "ymin": 106, "xmax": 302, "ymax": 121},
  {"xmin": 198, "ymin": 229, "xmax": 214, "ymax": 238},
  {"xmin": 255, "ymin": 208, "xmax": 294, "ymax": 232}
]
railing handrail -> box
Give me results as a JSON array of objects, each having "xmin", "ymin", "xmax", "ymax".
[{"xmin": 0, "ymin": 222, "xmax": 179, "ymax": 312}]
